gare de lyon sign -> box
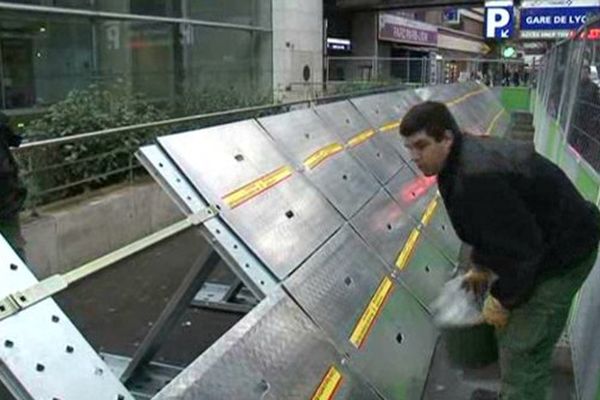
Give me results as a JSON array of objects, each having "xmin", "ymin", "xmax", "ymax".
[{"xmin": 485, "ymin": 0, "xmax": 600, "ymax": 39}]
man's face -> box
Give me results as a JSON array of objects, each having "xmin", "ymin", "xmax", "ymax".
[{"xmin": 403, "ymin": 130, "xmax": 453, "ymax": 176}]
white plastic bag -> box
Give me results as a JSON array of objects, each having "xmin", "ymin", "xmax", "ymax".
[{"xmin": 430, "ymin": 276, "xmax": 485, "ymax": 328}]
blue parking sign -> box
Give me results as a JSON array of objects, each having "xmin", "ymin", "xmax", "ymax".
[{"xmin": 485, "ymin": 0, "xmax": 514, "ymax": 39}]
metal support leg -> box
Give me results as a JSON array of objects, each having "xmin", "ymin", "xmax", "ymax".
[
  {"xmin": 120, "ymin": 249, "xmax": 222, "ymax": 383},
  {"xmin": 223, "ymin": 278, "xmax": 244, "ymax": 302},
  {"xmin": 190, "ymin": 278, "xmax": 254, "ymax": 314}
]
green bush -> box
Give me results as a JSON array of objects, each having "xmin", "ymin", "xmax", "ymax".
[
  {"xmin": 174, "ymin": 86, "xmax": 271, "ymax": 116},
  {"xmin": 18, "ymin": 82, "xmax": 168, "ymax": 206}
]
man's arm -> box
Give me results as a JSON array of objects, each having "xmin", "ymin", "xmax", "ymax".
[{"xmin": 463, "ymin": 173, "xmax": 544, "ymax": 309}]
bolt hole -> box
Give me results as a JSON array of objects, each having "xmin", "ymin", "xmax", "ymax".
[
  {"xmin": 117, "ymin": 395, "xmax": 125, "ymax": 400},
  {"xmin": 158, "ymin": 162, "xmax": 163, "ymax": 168},
  {"xmin": 342, "ymin": 174, "xmax": 348, "ymax": 180},
  {"xmin": 285, "ymin": 210, "xmax": 294, "ymax": 219},
  {"xmin": 176, "ymin": 178, "xmax": 181, "ymax": 183},
  {"xmin": 344, "ymin": 276, "xmax": 353, "ymax": 286},
  {"xmin": 66, "ymin": 345, "xmax": 74, "ymax": 354},
  {"xmin": 233, "ymin": 244, "xmax": 238, "ymax": 250},
  {"xmin": 19, "ymin": 296, "xmax": 26, "ymax": 303},
  {"xmin": 4, "ymin": 340, "xmax": 14, "ymax": 348},
  {"xmin": 36, "ymin": 363, "xmax": 45, "ymax": 372},
  {"xmin": 441, "ymin": 225, "xmax": 446, "ymax": 231},
  {"xmin": 186, "ymin": 196, "xmax": 192, "ymax": 201},
  {"xmin": 376, "ymin": 152, "xmax": 382, "ymax": 158},
  {"xmin": 215, "ymin": 229, "xmax": 221, "ymax": 234},
  {"xmin": 245, "ymin": 263, "xmax": 250, "ymax": 269},
  {"xmin": 396, "ymin": 333, "xmax": 404, "ymax": 344},
  {"xmin": 304, "ymin": 133, "xmax": 310, "ymax": 139},
  {"xmin": 258, "ymin": 379, "xmax": 270, "ymax": 393},
  {"xmin": 345, "ymin": 118, "xmax": 350, "ymax": 124},
  {"xmin": 9, "ymin": 264, "xmax": 17, "ymax": 271},
  {"xmin": 425, "ymin": 265, "xmax": 431, "ymax": 273},
  {"xmin": 387, "ymin": 224, "xmax": 393, "ymax": 231},
  {"xmin": 0, "ymin": 306, "xmax": 5, "ymax": 312},
  {"xmin": 234, "ymin": 154, "xmax": 244, "ymax": 162},
  {"xmin": 51, "ymin": 315, "xmax": 60, "ymax": 323},
  {"xmin": 260, "ymin": 280, "xmax": 265, "ymax": 285},
  {"xmin": 216, "ymin": 205, "xmax": 222, "ymax": 210}
]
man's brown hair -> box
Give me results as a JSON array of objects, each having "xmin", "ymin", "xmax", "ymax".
[{"xmin": 399, "ymin": 101, "xmax": 461, "ymax": 141}]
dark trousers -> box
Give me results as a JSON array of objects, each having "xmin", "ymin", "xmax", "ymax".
[{"xmin": 497, "ymin": 247, "xmax": 598, "ymax": 400}]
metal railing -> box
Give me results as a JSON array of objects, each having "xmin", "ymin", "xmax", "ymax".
[
  {"xmin": 12, "ymin": 56, "xmax": 533, "ymax": 212},
  {"xmin": 326, "ymin": 56, "xmax": 529, "ymax": 87},
  {"xmin": 13, "ymin": 83, "xmax": 411, "ymax": 212},
  {"xmin": 535, "ymin": 16, "xmax": 600, "ymax": 172}
]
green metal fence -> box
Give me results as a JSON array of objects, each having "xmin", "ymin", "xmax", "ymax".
[{"xmin": 533, "ymin": 15, "xmax": 600, "ymax": 400}]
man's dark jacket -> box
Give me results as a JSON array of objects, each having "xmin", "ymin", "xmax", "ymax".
[
  {"xmin": 438, "ymin": 133, "xmax": 600, "ymax": 309},
  {"xmin": 0, "ymin": 116, "xmax": 26, "ymax": 220}
]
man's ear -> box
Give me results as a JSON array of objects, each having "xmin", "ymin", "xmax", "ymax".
[{"xmin": 443, "ymin": 129, "xmax": 454, "ymax": 147}]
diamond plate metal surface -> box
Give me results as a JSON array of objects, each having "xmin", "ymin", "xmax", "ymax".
[
  {"xmin": 420, "ymin": 204, "xmax": 462, "ymax": 263},
  {"xmin": 153, "ymin": 287, "xmax": 381, "ymax": 400},
  {"xmin": 284, "ymin": 225, "xmax": 438, "ymax": 400},
  {"xmin": 350, "ymin": 189, "xmax": 416, "ymax": 269},
  {"xmin": 0, "ymin": 237, "xmax": 133, "ymax": 400},
  {"xmin": 384, "ymin": 160, "xmax": 461, "ymax": 265},
  {"xmin": 314, "ymin": 101, "xmax": 404, "ymax": 184},
  {"xmin": 284, "ymin": 225, "xmax": 391, "ymax": 353},
  {"xmin": 258, "ymin": 109, "xmax": 379, "ymax": 218},
  {"xmin": 385, "ymin": 165, "xmax": 436, "ymax": 220},
  {"xmin": 348, "ymin": 279, "xmax": 438, "ymax": 400},
  {"xmin": 350, "ymin": 93, "xmax": 399, "ymax": 125},
  {"xmin": 381, "ymin": 90, "xmax": 423, "ymax": 118},
  {"xmin": 350, "ymin": 92, "xmax": 419, "ymax": 168},
  {"xmin": 158, "ymin": 120, "xmax": 343, "ymax": 279},
  {"xmin": 397, "ymin": 236, "xmax": 456, "ymax": 308},
  {"xmin": 137, "ymin": 145, "xmax": 278, "ymax": 297}
]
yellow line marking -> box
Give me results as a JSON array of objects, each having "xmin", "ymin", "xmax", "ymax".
[
  {"xmin": 446, "ymin": 88, "xmax": 487, "ymax": 107},
  {"xmin": 222, "ymin": 165, "xmax": 293, "ymax": 209},
  {"xmin": 311, "ymin": 366, "xmax": 343, "ymax": 400},
  {"xmin": 304, "ymin": 143, "xmax": 345, "ymax": 169},
  {"xmin": 379, "ymin": 120, "xmax": 401, "ymax": 133},
  {"xmin": 396, "ymin": 229, "xmax": 421, "ymax": 270},
  {"xmin": 349, "ymin": 276, "xmax": 394, "ymax": 349},
  {"xmin": 485, "ymin": 109, "xmax": 506, "ymax": 136},
  {"xmin": 421, "ymin": 197, "xmax": 439, "ymax": 226},
  {"xmin": 348, "ymin": 129, "xmax": 376, "ymax": 148}
]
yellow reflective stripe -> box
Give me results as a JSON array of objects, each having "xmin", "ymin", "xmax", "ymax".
[
  {"xmin": 222, "ymin": 165, "xmax": 294, "ymax": 209},
  {"xmin": 446, "ymin": 88, "xmax": 487, "ymax": 107},
  {"xmin": 311, "ymin": 366, "xmax": 343, "ymax": 400},
  {"xmin": 486, "ymin": 109, "xmax": 505, "ymax": 136},
  {"xmin": 396, "ymin": 229, "xmax": 421, "ymax": 270},
  {"xmin": 421, "ymin": 197, "xmax": 439, "ymax": 226},
  {"xmin": 304, "ymin": 143, "xmax": 344, "ymax": 169},
  {"xmin": 349, "ymin": 276, "xmax": 394, "ymax": 349},
  {"xmin": 348, "ymin": 129, "xmax": 376, "ymax": 148},
  {"xmin": 379, "ymin": 120, "xmax": 401, "ymax": 133}
]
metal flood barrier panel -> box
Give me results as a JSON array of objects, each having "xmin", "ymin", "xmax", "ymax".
[
  {"xmin": 152, "ymin": 287, "xmax": 381, "ymax": 400},
  {"xmin": 0, "ymin": 237, "xmax": 134, "ymax": 400},
  {"xmin": 141, "ymin": 83, "xmax": 506, "ymax": 400},
  {"xmin": 0, "ymin": 83, "xmax": 508, "ymax": 400}
]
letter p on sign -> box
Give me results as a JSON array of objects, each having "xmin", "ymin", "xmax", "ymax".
[{"xmin": 485, "ymin": 0, "xmax": 514, "ymax": 39}]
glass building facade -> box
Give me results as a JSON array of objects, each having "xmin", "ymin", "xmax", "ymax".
[{"xmin": 0, "ymin": 0, "xmax": 273, "ymax": 114}]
